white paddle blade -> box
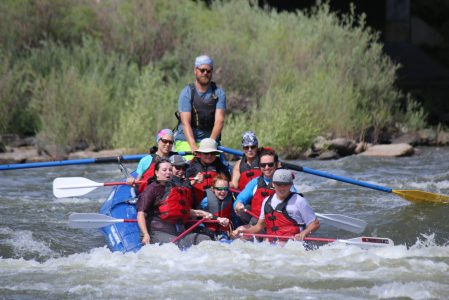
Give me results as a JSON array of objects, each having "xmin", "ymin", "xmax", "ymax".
[
  {"xmin": 339, "ymin": 236, "xmax": 394, "ymax": 249},
  {"xmin": 53, "ymin": 177, "xmax": 103, "ymax": 198},
  {"xmin": 316, "ymin": 213, "xmax": 367, "ymax": 234},
  {"xmin": 68, "ymin": 213, "xmax": 122, "ymax": 229}
]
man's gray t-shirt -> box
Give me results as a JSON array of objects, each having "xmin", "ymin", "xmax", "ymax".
[
  {"xmin": 175, "ymin": 84, "xmax": 226, "ymax": 142},
  {"xmin": 259, "ymin": 193, "xmax": 317, "ymax": 226}
]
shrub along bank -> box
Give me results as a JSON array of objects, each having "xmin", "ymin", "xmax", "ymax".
[{"xmin": 0, "ymin": 0, "xmax": 428, "ymax": 157}]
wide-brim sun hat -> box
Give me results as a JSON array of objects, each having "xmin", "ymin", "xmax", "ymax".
[
  {"xmin": 196, "ymin": 138, "xmax": 223, "ymax": 153},
  {"xmin": 272, "ymin": 169, "xmax": 294, "ymax": 184}
]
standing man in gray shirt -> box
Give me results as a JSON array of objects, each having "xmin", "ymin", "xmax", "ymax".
[{"xmin": 174, "ymin": 55, "xmax": 226, "ymax": 159}]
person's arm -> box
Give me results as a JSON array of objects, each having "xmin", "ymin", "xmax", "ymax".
[
  {"xmin": 137, "ymin": 211, "xmax": 150, "ymax": 244},
  {"xmin": 180, "ymin": 112, "xmax": 198, "ymax": 152},
  {"xmin": 231, "ymin": 218, "xmax": 265, "ymax": 238},
  {"xmin": 293, "ymin": 195, "xmax": 320, "ymax": 240},
  {"xmin": 230, "ymin": 160, "xmax": 241, "ymax": 189},
  {"xmin": 295, "ymin": 219, "xmax": 320, "ymax": 241},
  {"xmin": 210, "ymin": 109, "xmax": 225, "ymax": 141},
  {"xmin": 233, "ymin": 178, "xmax": 257, "ymax": 211}
]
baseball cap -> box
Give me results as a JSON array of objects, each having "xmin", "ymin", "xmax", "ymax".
[
  {"xmin": 169, "ymin": 155, "xmax": 189, "ymax": 167},
  {"xmin": 272, "ymin": 169, "xmax": 294, "ymax": 184},
  {"xmin": 241, "ymin": 131, "xmax": 258, "ymax": 147}
]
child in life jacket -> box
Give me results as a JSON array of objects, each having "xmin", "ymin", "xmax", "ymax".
[{"xmin": 200, "ymin": 174, "xmax": 232, "ymax": 240}]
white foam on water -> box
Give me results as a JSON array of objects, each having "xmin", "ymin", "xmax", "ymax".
[
  {"xmin": 0, "ymin": 227, "xmax": 57, "ymax": 258},
  {"xmin": 0, "ymin": 236, "xmax": 448, "ymax": 299},
  {"xmin": 53, "ymin": 197, "xmax": 104, "ymax": 204}
]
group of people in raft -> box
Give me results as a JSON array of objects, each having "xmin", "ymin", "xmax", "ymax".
[
  {"xmin": 127, "ymin": 129, "xmax": 320, "ymax": 248},
  {"xmin": 125, "ymin": 54, "xmax": 319, "ymax": 248}
]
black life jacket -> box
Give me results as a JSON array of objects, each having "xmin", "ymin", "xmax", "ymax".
[
  {"xmin": 187, "ymin": 157, "xmax": 228, "ymax": 207},
  {"xmin": 189, "ymin": 82, "xmax": 218, "ymax": 130}
]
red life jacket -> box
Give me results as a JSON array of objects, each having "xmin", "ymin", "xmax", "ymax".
[
  {"xmin": 187, "ymin": 157, "xmax": 227, "ymax": 207},
  {"xmin": 203, "ymin": 189, "xmax": 232, "ymax": 232},
  {"xmin": 238, "ymin": 156, "xmax": 262, "ymax": 191},
  {"xmin": 264, "ymin": 193, "xmax": 305, "ymax": 240},
  {"xmin": 157, "ymin": 178, "xmax": 193, "ymax": 224},
  {"xmin": 250, "ymin": 177, "xmax": 275, "ymax": 217},
  {"xmin": 138, "ymin": 154, "xmax": 159, "ymax": 193}
]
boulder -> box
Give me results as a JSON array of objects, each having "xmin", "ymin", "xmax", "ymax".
[
  {"xmin": 329, "ymin": 138, "xmax": 357, "ymax": 156},
  {"xmin": 437, "ymin": 130, "xmax": 449, "ymax": 145},
  {"xmin": 317, "ymin": 150, "xmax": 339, "ymax": 160},
  {"xmin": 417, "ymin": 129, "xmax": 437, "ymax": 145},
  {"xmin": 391, "ymin": 132, "xmax": 420, "ymax": 145},
  {"xmin": 0, "ymin": 146, "xmax": 49, "ymax": 164},
  {"xmin": 360, "ymin": 143, "xmax": 414, "ymax": 157}
]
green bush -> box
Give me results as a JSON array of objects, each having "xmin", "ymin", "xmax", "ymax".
[{"xmin": 0, "ymin": 0, "xmax": 429, "ymax": 154}]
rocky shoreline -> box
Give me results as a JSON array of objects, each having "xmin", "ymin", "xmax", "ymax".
[{"xmin": 1, "ymin": 128, "xmax": 449, "ymax": 165}]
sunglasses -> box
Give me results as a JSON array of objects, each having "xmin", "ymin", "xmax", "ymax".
[
  {"xmin": 197, "ymin": 67, "xmax": 213, "ymax": 74},
  {"xmin": 201, "ymin": 152, "xmax": 219, "ymax": 156},
  {"xmin": 159, "ymin": 138, "xmax": 174, "ymax": 145},
  {"xmin": 214, "ymin": 186, "xmax": 229, "ymax": 191},
  {"xmin": 260, "ymin": 162, "xmax": 275, "ymax": 168},
  {"xmin": 174, "ymin": 165, "xmax": 187, "ymax": 170},
  {"xmin": 243, "ymin": 145, "xmax": 257, "ymax": 151}
]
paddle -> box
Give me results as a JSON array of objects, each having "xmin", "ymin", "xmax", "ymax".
[
  {"xmin": 0, "ymin": 151, "xmax": 192, "ymax": 171},
  {"xmin": 68, "ymin": 213, "xmax": 220, "ymax": 229},
  {"xmin": 53, "ymin": 176, "xmax": 204, "ymax": 198},
  {"xmin": 243, "ymin": 208, "xmax": 366, "ymax": 234},
  {"xmin": 240, "ymin": 233, "xmax": 394, "ymax": 248},
  {"xmin": 53, "ymin": 177, "xmax": 144, "ymax": 198},
  {"xmin": 219, "ymin": 146, "xmax": 449, "ymax": 204},
  {"xmin": 171, "ymin": 218, "xmax": 205, "ymax": 243}
]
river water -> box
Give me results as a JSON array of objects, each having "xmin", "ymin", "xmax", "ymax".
[{"xmin": 1, "ymin": 147, "xmax": 449, "ymax": 299}]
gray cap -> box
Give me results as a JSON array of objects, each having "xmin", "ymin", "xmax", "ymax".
[
  {"xmin": 241, "ymin": 131, "xmax": 258, "ymax": 147},
  {"xmin": 272, "ymin": 169, "xmax": 294, "ymax": 184},
  {"xmin": 169, "ymin": 155, "xmax": 189, "ymax": 167}
]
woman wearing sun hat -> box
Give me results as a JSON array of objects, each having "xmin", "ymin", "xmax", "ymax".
[
  {"xmin": 186, "ymin": 138, "xmax": 231, "ymax": 207},
  {"xmin": 230, "ymin": 131, "xmax": 262, "ymax": 190}
]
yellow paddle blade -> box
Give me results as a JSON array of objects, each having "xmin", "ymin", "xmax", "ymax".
[{"xmin": 392, "ymin": 190, "xmax": 449, "ymax": 204}]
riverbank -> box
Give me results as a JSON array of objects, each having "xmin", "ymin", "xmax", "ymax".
[{"xmin": 1, "ymin": 127, "xmax": 449, "ymax": 165}]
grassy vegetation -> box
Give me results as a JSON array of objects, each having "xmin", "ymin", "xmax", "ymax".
[{"xmin": 0, "ymin": 0, "xmax": 427, "ymax": 155}]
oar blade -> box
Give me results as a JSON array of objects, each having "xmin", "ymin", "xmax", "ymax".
[
  {"xmin": 68, "ymin": 213, "xmax": 121, "ymax": 229},
  {"xmin": 342, "ymin": 236, "xmax": 394, "ymax": 248},
  {"xmin": 393, "ymin": 189, "xmax": 449, "ymax": 204},
  {"xmin": 316, "ymin": 213, "xmax": 367, "ymax": 234},
  {"xmin": 53, "ymin": 177, "xmax": 102, "ymax": 198}
]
